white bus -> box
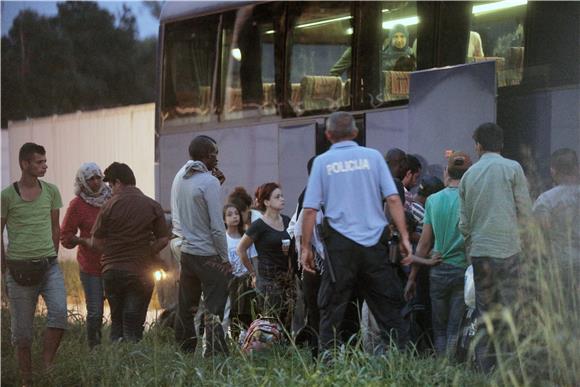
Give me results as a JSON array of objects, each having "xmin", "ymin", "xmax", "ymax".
[{"xmin": 156, "ymin": 1, "xmax": 579, "ymax": 211}]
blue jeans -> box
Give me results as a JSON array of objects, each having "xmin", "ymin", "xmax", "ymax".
[
  {"xmin": 79, "ymin": 271, "xmax": 104, "ymax": 348},
  {"xmin": 472, "ymin": 254, "xmax": 521, "ymax": 373},
  {"xmin": 102, "ymin": 269, "xmax": 154, "ymax": 343},
  {"xmin": 429, "ymin": 263, "xmax": 466, "ymax": 356}
]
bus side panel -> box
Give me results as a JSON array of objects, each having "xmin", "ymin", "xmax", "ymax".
[
  {"xmin": 549, "ymin": 88, "xmax": 580, "ymax": 155},
  {"xmin": 366, "ymin": 107, "xmax": 409, "ymax": 155},
  {"xmin": 279, "ymin": 123, "xmax": 317, "ymax": 214},
  {"xmin": 499, "ymin": 85, "xmax": 580, "ymax": 195},
  {"xmin": 408, "ymin": 62, "xmax": 497, "ymax": 171},
  {"xmin": 158, "ymin": 124, "xmax": 280, "ymax": 211}
]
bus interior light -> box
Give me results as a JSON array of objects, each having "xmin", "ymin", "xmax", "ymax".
[
  {"xmin": 265, "ymin": 1, "xmax": 527, "ymax": 35},
  {"xmin": 473, "ymin": 0, "xmax": 527, "ymax": 16},
  {"xmin": 266, "ymin": 15, "xmax": 353, "ymax": 34},
  {"xmin": 296, "ymin": 15, "xmax": 353, "ymax": 30}
]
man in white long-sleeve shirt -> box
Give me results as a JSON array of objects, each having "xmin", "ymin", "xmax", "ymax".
[{"xmin": 173, "ymin": 136, "xmax": 231, "ymax": 356}]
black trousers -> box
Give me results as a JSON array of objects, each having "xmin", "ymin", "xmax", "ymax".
[
  {"xmin": 318, "ymin": 228, "xmax": 409, "ymax": 352},
  {"xmin": 174, "ymin": 253, "xmax": 231, "ymax": 356}
]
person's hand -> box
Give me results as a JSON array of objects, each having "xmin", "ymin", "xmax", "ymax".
[
  {"xmin": 404, "ymin": 279, "xmax": 416, "ymax": 301},
  {"xmin": 222, "ymin": 261, "xmax": 233, "ymax": 275},
  {"xmin": 70, "ymin": 236, "xmax": 81, "ymax": 247},
  {"xmin": 425, "ymin": 253, "xmax": 443, "ymax": 267},
  {"xmin": 401, "ymin": 254, "xmax": 414, "ymax": 266},
  {"xmin": 250, "ymin": 273, "xmax": 257, "ymax": 288},
  {"xmin": 399, "ymin": 237, "xmax": 412, "ymax": 262},
  {"xmin": 212, "ymin": 168, "xmax": 226, "ymax": 185},
  {"xmin": 301, "ymin": 247, "xmax": 316, "ymax": 273}
]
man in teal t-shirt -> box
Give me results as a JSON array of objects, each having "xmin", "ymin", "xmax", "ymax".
[
  {"xmin": 1, "ymin": 143, "xmax": 66, "ymax": 386},
  {"xmin": 405, "ymin": 151, "xmax": 472, "ymax": 357}
]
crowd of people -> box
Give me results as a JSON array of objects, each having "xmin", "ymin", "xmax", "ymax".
[{"xmin": 1, "ymin": 113, "xmax": 578, "ymax": 385}]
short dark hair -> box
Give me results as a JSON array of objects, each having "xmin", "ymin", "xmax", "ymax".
[
  {"xmin": 473, "ymin": 122, "xmax": 503, "ymax": 152},
  {"xmin": 405, "ymin": 154, "xmax": 422, "ymax": 174},
  {"xmin": 19, "ymin": 142, "xmax": 45, "ymax": 163},
  {"xmin": 418, "ymin": 176, "xmax": 444, "ymax": 198},
  {"xmin": 256, "ymin": 182, "xmax": 281, "ymax": 212},
  {"xmin": 551, "ymin": 148, "xmax": 579, "ymax": 177},
  {"xmin": 385, "ymin": 148, "xmax": 407, "ymax": 178},
  {"xmin": 386, "ymin": 148, "xmax": 406, "ymax": 165},
  {"xmin": 188, "ymin": 136, "xmax": 216, "ymax": 161},
  {"xmin": 103, "ymin": 162, "xmax": 136, "ymax": 186}
]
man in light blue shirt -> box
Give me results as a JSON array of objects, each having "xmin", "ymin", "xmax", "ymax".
[
  {"xmin": 459, "ymin": 122, "xmax": 532, "ymax": 373},
  {"xmin": 301, "ymin": 111, "xmax": 411, "ymax": 354}
]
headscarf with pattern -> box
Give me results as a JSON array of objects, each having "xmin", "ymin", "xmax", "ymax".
[{"xmin": 74, "ymin": 162, "xmax": 111, "ymax": 207}]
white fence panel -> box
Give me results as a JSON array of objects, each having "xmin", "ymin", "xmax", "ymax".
[{"xmin": 7, "ymin": 104, "xmax": 155, "ymax": 260}]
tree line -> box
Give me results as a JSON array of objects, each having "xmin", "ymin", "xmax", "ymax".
[{"xmin": 1, "ymin": 2, "xmax": 159, "ymax": 127}]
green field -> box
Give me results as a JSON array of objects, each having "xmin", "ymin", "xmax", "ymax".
[{"xmin": 1, "ymin": 251, "xmax": 578, "ymax": 386}]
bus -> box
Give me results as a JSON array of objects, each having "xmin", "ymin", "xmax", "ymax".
[{"xmin": 155, "ymin": 1, "xmax": 579, "ymax": 211}]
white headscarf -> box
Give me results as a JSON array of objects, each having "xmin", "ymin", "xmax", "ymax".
[{"xmin": 74, "ymin": 162, "xmax": 111, "ymax": 207}]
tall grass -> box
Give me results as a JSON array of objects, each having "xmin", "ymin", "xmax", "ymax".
[
  {"xmin": 1, "ymin": 309, "xmax": 488, "ymax": 387},
  {"xmin": 2, "ymin": 232, "xmax": 578, "ymax": 386}
]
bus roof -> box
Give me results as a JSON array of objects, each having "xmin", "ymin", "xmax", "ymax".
[{"xmin": 160, "ymin": 1, "xmax": 257, "ymax": 24}]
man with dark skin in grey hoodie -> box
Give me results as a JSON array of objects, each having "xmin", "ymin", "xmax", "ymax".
[{"xmin": 173, "ymin": 136, "xmax": 232, "ymax": 357}]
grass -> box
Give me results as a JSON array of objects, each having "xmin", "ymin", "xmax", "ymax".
[
  {"xmin": 1, "ymin": 238, "xmax": 578, "ymax": 386},
  {"xmin": 1, "ymin": 310, "xmax": 488, "ymax": 387}
]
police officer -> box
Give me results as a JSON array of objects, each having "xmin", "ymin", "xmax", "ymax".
[{"xmin": 301, "ymin": 111, "xmax": 411, "ymax": 354}]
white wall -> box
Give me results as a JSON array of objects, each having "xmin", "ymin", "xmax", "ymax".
[{"xmin": 7, "ymin": 104, "xmax": 155, "ymax": 260}]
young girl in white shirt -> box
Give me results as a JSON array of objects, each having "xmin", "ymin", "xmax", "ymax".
[{"xmin": 224, "ymin": 204, "xmax": 257, "ymax": 340}]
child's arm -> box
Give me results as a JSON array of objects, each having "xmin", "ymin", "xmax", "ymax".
[
  {"xmin": 237, "ymin": 234, "xmax": 257, "ymax": 284},
  {"xmin": 411, "ymin": 253, "xmax": 443, "ymax": 266}
]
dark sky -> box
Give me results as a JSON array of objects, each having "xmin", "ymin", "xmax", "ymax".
[{"xmin": 1, "ymin": 1, "xmax": 159, "ymax": 39}]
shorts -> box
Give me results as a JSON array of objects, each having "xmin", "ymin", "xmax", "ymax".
[{"xmin": 5, "ymin": 261, "xmax": 68, "ymax": 346}]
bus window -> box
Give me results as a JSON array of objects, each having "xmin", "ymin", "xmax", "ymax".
[
  {"xmin": 221, "ymin": 4, "xmax": 279, "ymax": 120},
  {"xmin": 162, "ymin": 15, "xmax": 219, "ymax": 124},
  {"xmin": 380, "ymin": 2, "xmax": 418, "ymax": 103},
  {"xmin": 469, "ymin": 0, "xmax": 527, "ymax": 87},
  {"xmin": 288, "ymin": 2, "xmax": 353, "ymax": 115}
]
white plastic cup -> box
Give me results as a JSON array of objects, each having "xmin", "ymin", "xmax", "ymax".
[{"xmin": 281, "ymin": 239, "xmax": 290, "ymax": 255}]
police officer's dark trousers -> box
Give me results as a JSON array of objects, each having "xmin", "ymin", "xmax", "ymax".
[{"xmin": 318, "ymin": 227, "xmax": 409, "ymax": 353}]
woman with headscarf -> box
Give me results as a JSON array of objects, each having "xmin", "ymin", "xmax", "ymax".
[
  {"xmin": 61, "ymin": 162, "xmax": 111, "ymax": 348},
  {"xmin": 383, "ymin": 24, "xmax": 414, "ymax": 70}
]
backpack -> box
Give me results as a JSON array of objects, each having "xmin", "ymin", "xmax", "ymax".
[{"xmin": 241, "ymin": 318, "xmax": 284, "ymax": 354}]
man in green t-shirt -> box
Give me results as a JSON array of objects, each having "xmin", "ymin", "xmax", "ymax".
[
  {"xmin": 405, "ymin": 151, "xmax": 472, "ymax": 358},
  {"xmin": 1, "ymin": 142, "xmax": 66, "ymax": 386}
]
